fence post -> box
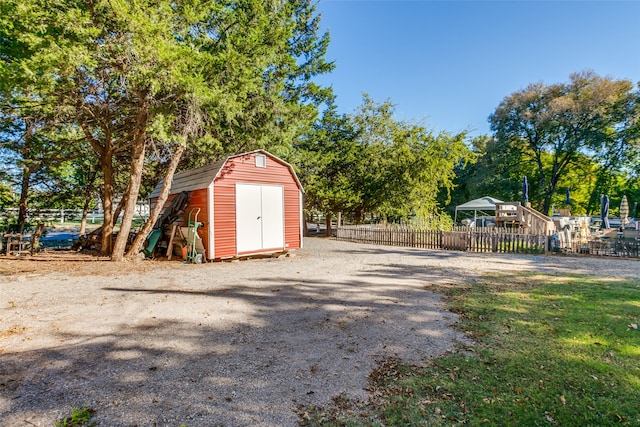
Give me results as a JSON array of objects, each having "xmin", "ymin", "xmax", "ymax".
[{"xmin": 544, "ymin": 232, "xmax": 550, "ymax": 254}]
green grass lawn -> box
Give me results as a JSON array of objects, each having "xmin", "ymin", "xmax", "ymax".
[{"xmin": 299, "ymin": 273, "xmax": 640, "ymax": 426}]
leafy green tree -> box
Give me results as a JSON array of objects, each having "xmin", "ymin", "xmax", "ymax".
[
  {"xmin": 0, "ymin": 100, "xmax": 82, "ymax": 231},
  {"xmin": 294, "ymin": 102, "xmax": 361, "ymax": 234},
  {"xmin": 2, "ymin": 0, "xmax": 332, "ymax": 260},
  {"xmin": 0, "ymin": 0, "xmax": 92, "ymax": 230},
  {"xmin": 163, "ymin": 0, "xmax": 333, "ymax": 169},
  {"xmin": 394, "ymin": 123, "xmax": 470, "ymax": 226},
  {"xmin": 452, "ymin": 134, "xmax": 637, "ymax": 219},
  {"xmin": 489, "ymin": 71, "xmax": 637, "ymax": 214},
  {"xmin": 447, "ymin": 134, "xmax": 533, "ymax": 215},
  {"xmin": 0, "ymin": 181, "xmax": 13, "ymax": 209},
  {"xmin": 298, "ymin": 95, "xmax": 471, "ymax": 229},
  {"xmin": 349, "ymin": 95, "xmax": 470, "ymax": 225}
]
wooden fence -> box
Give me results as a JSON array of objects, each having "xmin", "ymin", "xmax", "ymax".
[{"xmin": 336, "ymin": 225, "xmax": 550, "ymax": 254}]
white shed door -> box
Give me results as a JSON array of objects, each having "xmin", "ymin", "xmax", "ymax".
[
  {"xmin": 261, "ymin": 185, "xmax": 285, "ymax": 249},
  {"xmin": 236, "ymin": 184, "xmax": 284, "ymax": 253}
]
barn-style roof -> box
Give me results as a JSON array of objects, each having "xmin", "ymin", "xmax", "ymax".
[{"xmin": 148, "ymin": 150, "xmax": 302, "ymax": 199}]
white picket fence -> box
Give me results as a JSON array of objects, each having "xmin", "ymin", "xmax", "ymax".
[{"xmin": 1, "ymin": 203, "xmax": 149, "ymax": 224}]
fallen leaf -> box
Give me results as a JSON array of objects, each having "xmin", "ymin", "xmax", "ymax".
[{"xmin": 560, "ymin": 395, "xmax": 566, "ymax": 405}]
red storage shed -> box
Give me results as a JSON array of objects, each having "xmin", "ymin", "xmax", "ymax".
[{"xmin": 148, "ymin": 150, "xmax": 304, "ymax": 260}]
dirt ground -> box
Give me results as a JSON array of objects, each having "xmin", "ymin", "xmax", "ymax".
[{"xmin": 1, "ymin": 238, "xmax": 639, "ymax": 426}]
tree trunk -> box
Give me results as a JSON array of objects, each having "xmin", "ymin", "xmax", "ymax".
[
  {"xmin": 303, "ymin": 209, "xmax": 313, "ymax": 237},
  {"xmin": 79, "ymin": 168, "xmax": 98, "ymax": 236},
  {"xmin": 17, "ymin": 167, "xmax": 31, "ymax": 233},
  {"xmin": 100, "ymin": 154, "xmax": 115, "ymax": 254},
  {"xmin": 542, "ymin": 180, "xmax": 559, "ymax": 216},
  {"xmin": 354, "ymin": 208, "xmax": 362, "ymax": 225},
  {"xmin": 112, "ymin": 197, "xmax": 126, "ymax": 224},
  {"xmin": 111, "ymin": 141, "xmax": 146, "ymax": 261},
  {"xmin": 542, "ymin": 198, "xmax": 551, "ymax": 217},
  {"xmin": 324, "ymin": 212, "xmax": 332, "ymax": 237},
  {"xmin": 126, "ymin": 143, "xmax": 186, "ymax": 258},
  {"xmin": 16, "ymin": 120, "xmax": 37, "ymax": 233},
  {"xmin": 111, "ymin": 98, "xmax": 151, "ymax": 261}
]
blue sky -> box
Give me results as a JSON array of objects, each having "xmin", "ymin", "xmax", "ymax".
[{"xmin": 315, "ymin": 0, "xmax": 640, "ymax": 137}]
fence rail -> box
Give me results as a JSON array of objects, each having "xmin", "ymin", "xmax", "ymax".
[
  {"xmin": 336, "ymin": 225, "xmax": 549, "ymax": 254},
  {"xmin": 0, "ymin": 208, "xmax": 89, "ymax": 224},
  {"xmin": 1, "ymin": 205, "xmax": 149, "ymax": 225}
]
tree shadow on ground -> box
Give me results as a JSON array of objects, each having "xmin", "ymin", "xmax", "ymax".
[
  {"xmin": 333, "ymin": 243, "xmax": 640, "ymax": 279},
  {"xmin": 1, "ymin": 272, "xmax": 464, "ymax": 426}
]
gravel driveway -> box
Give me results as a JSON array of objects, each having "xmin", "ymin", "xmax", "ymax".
[{"xmin": 1, "ymin": 238, "xmax": 639, "ymax": 426}]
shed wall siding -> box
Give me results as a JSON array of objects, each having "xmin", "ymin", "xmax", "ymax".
[
  {"xmin": 213, "ymin": 153, "xmax": 301, "ymax": 259},
  {"xmin": 147, "ymin": 191, "xmax": 209, "ymax": 258},
  {"xmin": 182, "ymin": 188, "xmax": 209, "ymax": 257}
]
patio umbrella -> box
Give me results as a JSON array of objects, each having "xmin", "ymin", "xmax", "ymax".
[
  {"xmin": 522, "ymin": 176, "xmax": 529, "ymax": 203},
  {"xmin": 600, "ymin": 194, "xmax": 610, "ymax": 229},
  {"xmin": 565, "ymin": 188, "xmax": 571, "ymax": 206},
  {"xmin": 620, "ymin": 195, "xmax": 629, "ymax": 227}
]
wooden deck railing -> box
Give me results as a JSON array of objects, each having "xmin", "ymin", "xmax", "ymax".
[{"xmin": 495, "ymin": 202, "xmax": 556, "ymax": 234}]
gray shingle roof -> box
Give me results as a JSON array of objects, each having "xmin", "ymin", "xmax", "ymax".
[
  {"xmin": 148, "ymin": 159, "xmax": 225, "ymax": 199},
  {"xmin": 147, "ymin": 150, "xmax": 303, "ymax": 199}
]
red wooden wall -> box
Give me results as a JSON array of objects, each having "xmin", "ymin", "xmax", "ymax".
[
  {"xmin": 149, "ymin": 151, "xmax": 302, "ymax": 260},
  {"xmin": 185, "ymin": 188, "xmax": 209, "ymax": 255},
  {"xmin": 212, "ymin": 152, "xmax": 301, "ymax": 259},
  {"xmin": 149, "ymin": 190, "xmax": 209, "ymax": 258}
]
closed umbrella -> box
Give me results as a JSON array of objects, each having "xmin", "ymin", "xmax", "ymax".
[
  {"xmin": 522, "ymin": 176, "xmax": 529, "ymax": 203},
  {"xmin": 620, "ymin": 195, "xmax": 629, "ymax": 227},
  {"xmin": 600, "ymin": 194, "xmax": 610, "ymax": 229}
]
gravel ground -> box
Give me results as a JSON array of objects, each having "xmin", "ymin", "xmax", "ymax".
[{"xmin": 1, "ymin": 237, "xmax": 639, "ymax": 426}]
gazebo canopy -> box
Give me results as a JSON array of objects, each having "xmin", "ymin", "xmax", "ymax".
[{"xmin": 454, "ymin": 196, "xmax": 504, "ymax": 222}]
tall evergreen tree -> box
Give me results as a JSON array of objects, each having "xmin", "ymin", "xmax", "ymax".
[
  {"xmin": 1, "ymin": 0, "xmax": 333, "ymax": 259},
  {"xmin": 294, "ymin": 102, "xmax": 361, "ymax": 233}
]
